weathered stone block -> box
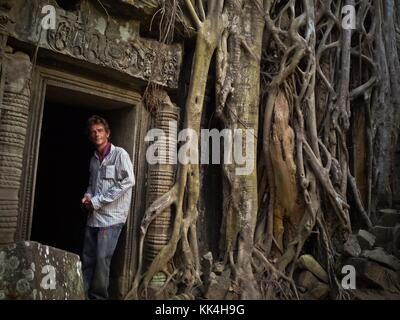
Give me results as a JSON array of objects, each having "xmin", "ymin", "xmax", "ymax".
[
  {"xmin": 204, "ymin": 268, "xmax": 231, "ymax": 300},
  {"xmin": 213, "ymin": 262, "xmax": 225, "ymax": 275},
  {"xmin": 0, "ymin": 241, "xmax": 85, "ymax": 300},
  {"xmin": 357, "ymin": 229, "xmax": 376, "ymax": 250},
  {"xmin": 201, "ymin": 252, "xmax": 213, "ymax": 284},
  {"xmin": 361, "ymin": 247, "xmax": 400, "ymax": 271},
  {"xmin": 297, "ymin": 270, "xmax": 321, "ymax": 291},
  {"xmin": 298, "ymin": 255, "xmax": 329, "ymax": 283},
  {"xmin": 308, "ymin": 283, "xmax": 330, "ymax": 300},
  {"xmin": 344, "ymin": 234, "xmax": 362, "ymax": 257}
]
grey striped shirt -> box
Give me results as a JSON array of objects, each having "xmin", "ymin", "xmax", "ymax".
[{"xmin": 84, "ymin": 144, "xmax": 135, "ymax": 227}]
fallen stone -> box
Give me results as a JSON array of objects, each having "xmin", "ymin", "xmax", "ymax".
[
  {"xmin": 213, "ymin": 261, "xmax": 224, "ymax": 275},
  {"xmin": 370, "ymin": 226, "xmax": 393, "ymax": 247},
  {"xmin": 201, "ymin": 252, "xmax": 213, "ymax": 284},
  {"xmin": 5, "ymin": 46, "xmax": 13, "ymax": 54},
  {"xmin": 308, "ymin": 283, "xmax": 330, "ymax": 300},
  {"xmin": 361, "ymin": 247, "xmax": 400, "ymax": 271},
  {"xmin": 298, "ymin": 255, "xmax": 329, "ymax": 283},
  {"xmin": 0, "ymin": 241, "xmax": 85, "ymax": 300},
  {"xmin": 347, "ymin": 257, "xmax": 400, "ymax": 292},
  {"xmin": 297, "ymin": 270, "xmax": 322, "ymax": 291},
  {"xmin": 204, "ymin": 270, "xmax": 230, "ymax": 300},
  {"xmin": 357, "ymin": 229, "xmax": 376, "ymax": 250},
  {"xmin": 344, "ymin": 234, "xmax": 362, "ymax": 257}
]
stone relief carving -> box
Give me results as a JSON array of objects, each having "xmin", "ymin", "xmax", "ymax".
[
  {"xmin": 7, "ymin": 0, "xmax": 182, "ymax": 88},
  {"xmin": 0, "ymin": 0, "xmax": 14, "ymax": 34},
  {"xmin": 0, "ymin": 48, "xmax": 32, "ymax": 245}
]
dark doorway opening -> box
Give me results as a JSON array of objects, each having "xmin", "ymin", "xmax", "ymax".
[
  {"xmin": 31, "ymin": 85, "xmax": 135, "ymax": 258},
  {"xmin": 31, "ymin": 102, "xmax": 92, "ymax": 254}
]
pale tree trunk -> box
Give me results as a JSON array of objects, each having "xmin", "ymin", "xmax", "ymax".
[
  {"xmin": 370, "ymin": 0, "xmax": 400, "ymax": 216},
  {"xmin": 216, "ymin": 0, "xmax": 265, "ymax": 299}
]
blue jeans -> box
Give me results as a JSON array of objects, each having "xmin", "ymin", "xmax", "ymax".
[{"xmin": 82, "ymin": 223, "xmax": 124, "ymax": 300}]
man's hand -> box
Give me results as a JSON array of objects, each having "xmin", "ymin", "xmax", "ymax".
[
  {"xmin": 81, "ymin": 194, "xmax": 91, "ymax": 203},
  {"xmin": 81, "ymin": 195, "xmax": 94, "ymax": 212}
]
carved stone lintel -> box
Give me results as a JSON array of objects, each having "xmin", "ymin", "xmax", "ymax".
[{"xmin": 7, "ymin": 0, "xmax": 182, "ymax": 88}]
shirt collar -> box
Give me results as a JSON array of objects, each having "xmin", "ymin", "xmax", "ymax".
[{"xmin": 95, "ymin": 143, "xmax": 113, "ymax": 161}]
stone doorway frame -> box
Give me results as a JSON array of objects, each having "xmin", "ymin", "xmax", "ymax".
[{"xmin": 17, "ymin": 64, "xmax": 150, "ymax": 297}]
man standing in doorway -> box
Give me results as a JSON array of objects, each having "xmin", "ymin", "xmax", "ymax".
[{"xmin": 81, "ymin": 115, "xmax": 135, "ymax": 300}]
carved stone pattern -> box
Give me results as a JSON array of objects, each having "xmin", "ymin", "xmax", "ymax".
[
  {"xmin": 0, "ymin": 52, "xmax": 31, "ymax": 245},
  {"xmin": 144, "ymin": 105, "xmax": 179, "ymax": 266},
  {"xmin": 6, "ymin": 0, "xmax": 182, "ymax": 87},
  {"xmin": 45, "ymin": 18, "xmax": 181, "ymax": 88},
  {"xmin": 0, "ymin": 0, "xmax": 15, "ymax": 34}
]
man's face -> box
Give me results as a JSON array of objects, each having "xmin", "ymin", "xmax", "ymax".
[{"xmin": 89, "ymin": 123, "xmax": 109, "ymax": 148}]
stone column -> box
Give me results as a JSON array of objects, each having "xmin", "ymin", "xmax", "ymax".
[
  {"xmin": 144, "ymin": 92, "xmax": 179, "ymax": 286},
  {"xmin": 0, "ymin": 48, "xmax": 32, "ymax": 245}
]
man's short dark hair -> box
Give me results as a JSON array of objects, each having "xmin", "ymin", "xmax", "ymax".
[{"xmin": 87, "ymin": 115, "xmax": 110, "ymax": 135}]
